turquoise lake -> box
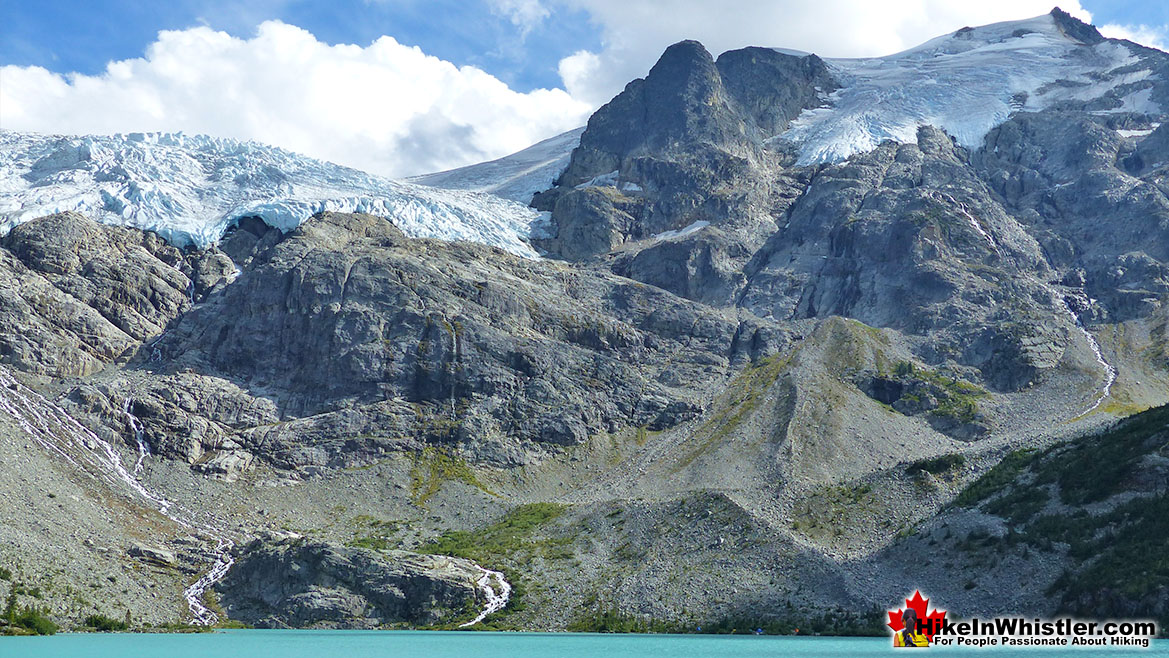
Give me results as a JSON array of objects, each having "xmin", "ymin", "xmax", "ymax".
[{"xmin": 1, "ymin": 631, "xmax": 1166, "ymax": 657}]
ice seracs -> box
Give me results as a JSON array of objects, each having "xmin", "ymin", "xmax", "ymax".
[
  {"xmin": 778, "ymin": 12, "xmax": 1163, "ymax": 165},
  {"xmin": 0, "ymin": 131, "xmax": 545, "ymax": 258}
]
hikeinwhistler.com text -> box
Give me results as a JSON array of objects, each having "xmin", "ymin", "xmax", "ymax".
[{"xmin": 922, "ymin": 616, "xmax": 1157, "ymax": 649}]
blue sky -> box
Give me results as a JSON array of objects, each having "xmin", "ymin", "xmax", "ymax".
[
  {"xmin": 1, "ymin": 1, "xmax": 1165, "ymax": 177},
  {"xmin": 2, "ymin": 0, "xmax": 1163, "ymax": 89},
  {"xmin": 0, "ymin": 0, "xmax": 601, "ymax": 91}
]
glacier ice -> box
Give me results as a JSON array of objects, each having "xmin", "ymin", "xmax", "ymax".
[
  {"xmin": 0, "ymin": 131, "xmax": 544, "ymax": 258},
  {"xmin": 408, "ymin": 127, "xmax": 583, "ymax": 203},
  {"xmin": 778, "ymin": 14, "xmax": 1164, "ymax": 165}
]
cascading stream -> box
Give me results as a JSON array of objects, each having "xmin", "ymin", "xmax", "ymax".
[
  {"xmin": 1059, "ymin": 299, "xmax": 1117, "ymax": 415},
  {"xmin": 0, "ymin": 368, "xmax": 234, "ymax": 625},
  {"xmin": 121, "ymin": 398, "xmax": 151, "ymax": 476},
  {"xmin": 459, "ymin": 567, "xmax": 512, "ymax": 628}
]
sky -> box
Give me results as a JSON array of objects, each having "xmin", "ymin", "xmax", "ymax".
[{"xmin": 1, "ymin": 0, "xmax": 1166, "ymax": 178}]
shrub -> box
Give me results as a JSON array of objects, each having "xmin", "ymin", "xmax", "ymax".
[
  {"xmin": 905, "ymin": 454, "xmax": 966, "ymax": 476},
  {"xmin": 84, "ymin": 613, "xmax": 128, "ymax": 632},
  {"xmin": 13, "ymin": 606, "xmax": 58, "ymax": 635}
]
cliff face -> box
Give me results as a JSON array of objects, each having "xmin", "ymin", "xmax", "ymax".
[{"xmin": 217, "ymin": 536, "xmax": 483, "ymax": 628}]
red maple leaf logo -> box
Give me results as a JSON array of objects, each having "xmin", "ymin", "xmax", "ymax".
[{"xmin": 888, "ymin": 590, "xmax": 947, "ymax": 641}]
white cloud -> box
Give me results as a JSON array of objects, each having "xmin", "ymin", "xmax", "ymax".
[
  {"xmin": 490, "ymin": 0, "xmax": 553, "ymax": 37},
  {"xmin": 1099, "ymin": 23, "xmax": 1168, "ymax": 52},
  {"xmin": 0, "ymin": 2, "xmax": 1114, "ymax": 178},
  {"xmin": 553, "ymin": 0, "xmax": 1094, "ymax": 106},
  {"xmin": 0, "ymin": 21, "xmax": 591, "ymax": 178}
]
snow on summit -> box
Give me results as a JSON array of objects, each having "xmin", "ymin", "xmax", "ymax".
[
  {"xmin": 780, "ymin": 12, "xmax": 1164, "ymax": 165},
  {"xmin": 0, "ymin": 131, "xmax": 544, "ymax": 257}
]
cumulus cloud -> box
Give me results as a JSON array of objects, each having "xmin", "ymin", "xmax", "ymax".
[
  {"xmin": 1099, "ymin": 23, "xmax": 1169, "ymax": 52},
  {"xmin": 490, "ymin": 0, "xmax": 553, "ymax": 37},
  {"xmin": 0, "ymin": 21, "xmax": 591, "ymax": 178},
  {"xmin": 553, "ymin": 0, "xmax": 1094, "ymax": 106},
  {"xmin": 3, "ymin": 1, "xmax": 1136, "ymax": 179}
]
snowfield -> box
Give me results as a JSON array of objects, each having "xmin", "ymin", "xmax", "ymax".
[
  {"xmin": 0, "ymin": 131, "xmax": 544, "ymax": 257},
  {"xmin": 408, "ymin": 127, "xmax": 583, "ymax": 203},
  {"xmin": 779, "ymin": 14, "xmax": 1163, "ymax": 165}
]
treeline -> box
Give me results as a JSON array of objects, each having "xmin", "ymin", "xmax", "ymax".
[{"xmin": 568, "ymin": 605, "xmax": 886, "ymax": 636}]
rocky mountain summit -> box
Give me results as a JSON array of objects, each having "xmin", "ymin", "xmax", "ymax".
[{"xmin": 0, "ymin": 8, "xmax": 1167, "ymax": 635}]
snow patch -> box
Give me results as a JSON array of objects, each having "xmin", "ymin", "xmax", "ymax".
[
  {"xmin": 651, "ymin": 220, "xmax": 710, "ymax": 241},
  {"xmin": 576, "ymin": 170, "xmax": 619, "ymax": 189},
  {"xmin": 1117, "ymin": 128, "xmax": 1155, "ymax": 138}
]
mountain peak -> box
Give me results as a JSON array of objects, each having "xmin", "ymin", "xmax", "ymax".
[
  {"xmin": 653, "ymin": 39, "xmax": 715, "ymax": 68},
  {"xmin": 1049, "ymin": 6, "xmax": 1105, "ymax": 45}
]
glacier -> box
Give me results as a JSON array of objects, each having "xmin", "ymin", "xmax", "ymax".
[
  {"xmin": 779, "ymin": 13, "xmax": 1164, "ymax": 165},
  {"xmin": 2, "ymin": 13, "xmax": 1162, "ymax": 258},
  {"xmin": 408, "ymin": 127, "xmax": 583, "ymax": 203},
  {"xmin": 0, "ymin": 131, "xmax": 544, "ymax": 258}
]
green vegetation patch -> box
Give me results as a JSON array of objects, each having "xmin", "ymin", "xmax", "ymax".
[
  {"xmin": 953, "ymin": 448, "xmax": 1038, "ymax": 507},
  {"xmin": 348, "ymin": 515, "xmax": 405, "ymax": 551},
  {"xmin": 567, "ymin": 605, "xmax": 885, "ymax": 636},
  {"xmin": 677, "ymin": 352, "xmax": 791, "ymax": 469},
  {"xmin": 898, "ymin": 360, "xmax": 987, "ymax": 423},
  {"xmin": 949, "ymin": 405, "xmax": 1169, "ymax": 630},
  {"xmin": 409, "ymin": 446, "xmax": 494, "ymax": 505},
  {"xmin": 1049, "ymin": 494, "xmax": 1169, "ymax": 601},
  {"xmin": 84, "ymin": 613, "xmax": 129, "ymax": 632},
  {"xmin": 905, "ymin": 454, "xmax": 966, "ymax": 476},
  {"xmin": 419, "ymin": 503, "xmax": 568, "ymax": 563},
  {"xmin": 3, "ymin": 591, "xmax": 57, "ymax": 636},
  {"xmin": 1034, "ymin": 405, "xmax": 1169, "ymax": 505},
  {"xmin": 982, "ymin": 486, "xmax": 1049, "ymax": 525}
]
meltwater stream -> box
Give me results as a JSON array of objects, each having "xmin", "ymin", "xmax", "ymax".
[
  {"xmin": 1, "ymin": 368, "xmax": 508, "ymax": 628},
  {"xmin": 121, "ymin": 398, "xmax": 152, "ymax": 477},
  {"xmin": 1060, "ymin": 299, "xmax": 1117, "ymax": 415},
  {"xmin": 459, "ymin": 567, "xmax": 512, "ymax": 628},
  {"xmin": 0, "ymin": 368, "xmax": 233, "ymax": 625}
]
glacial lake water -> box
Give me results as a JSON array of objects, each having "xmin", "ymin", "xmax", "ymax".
[{"xmin": 1, "ymin": 630, "xmax": 1166, "ymax": 657}]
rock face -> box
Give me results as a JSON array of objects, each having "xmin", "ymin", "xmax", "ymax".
[
  {"xmin": 532, "ymin": 29, "xmax": 1168, "ymax": 395},
  {"xmin": 0, "ymin": 212, "xmax": 192, "ymax": 377},
  {"xmin": 215, "ymin": 536, "xmax": 482, "ymax": 628},
  {"xmin": 143, "ymin": 211, "xmax": 785, "ymax": 468},
  {"xmin": 973, "ymin": 112, "xmax": 1169, "ymax": 323},
  {"xmin": 128, "ymin": 542, "xmax": 178, "ymax": 567},
  {"xmin": 534, "ymin": 41, "xmax": 829, "ymax": 306}
]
